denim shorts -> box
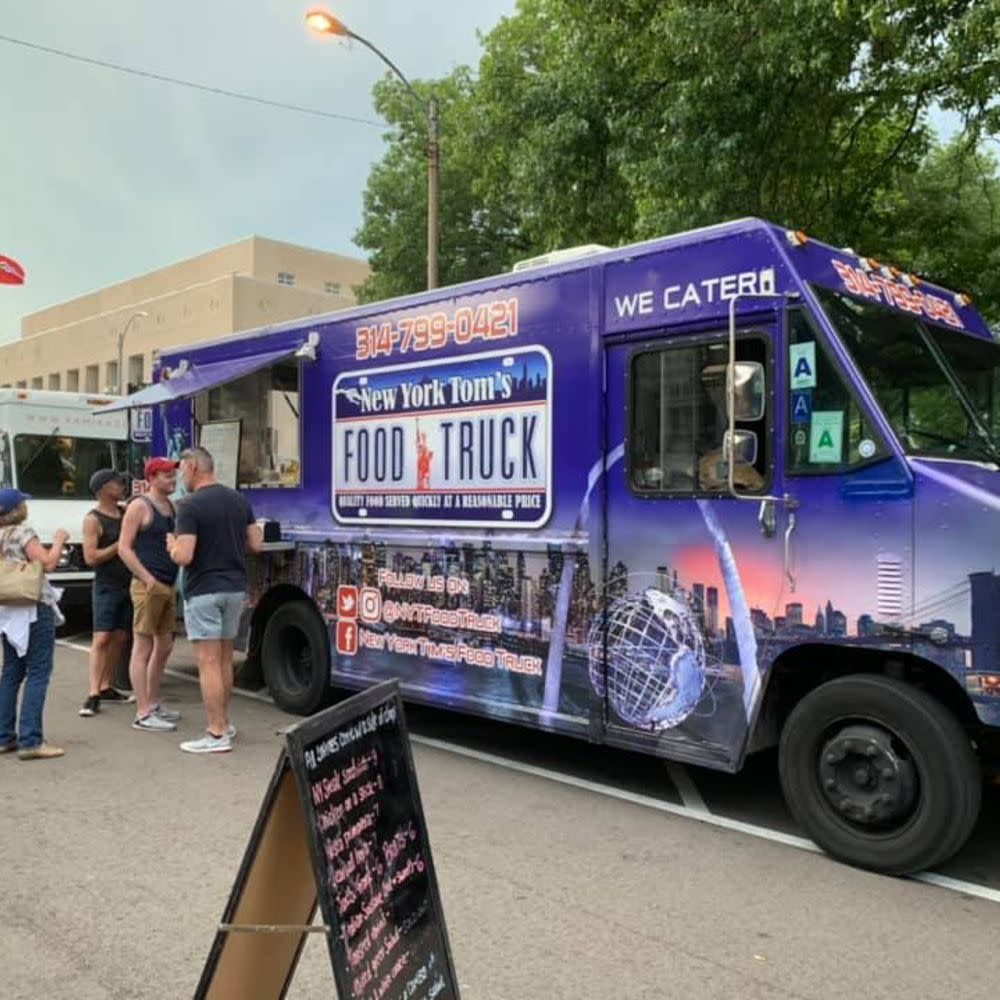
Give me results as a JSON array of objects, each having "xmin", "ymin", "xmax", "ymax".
[
  {"xmin": 184, "ymin": 592, "xmax": 246, "ymax": 641},
  {"xmin": 92, "ymin": 583, "xmax": 133, "ymax": 633}
]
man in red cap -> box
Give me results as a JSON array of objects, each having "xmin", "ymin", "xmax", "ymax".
[{"xmin": 118, "ymin": 457, "xmax": 181, "ymax": 732}]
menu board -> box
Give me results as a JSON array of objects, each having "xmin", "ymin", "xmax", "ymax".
[
  {"xmin": 285, "ymin": 681, "xmax": 460, "ymax": 1000},
  {"xmin": 197, "ymin": 419, "xmax": 241, "ymax": 489}
]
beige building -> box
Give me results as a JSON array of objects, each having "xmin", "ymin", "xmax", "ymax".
[{"xmin": 0, "ymin": 237, "xmax": 369, "ymax": 391}]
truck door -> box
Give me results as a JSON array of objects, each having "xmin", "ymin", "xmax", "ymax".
[
  {"xmin": 602, "ymin": 323, "xmax": 787, "ymax": 769},
  {"xmin": 779, "ymin": 306, "xmax": 912, "ymax": 657}
]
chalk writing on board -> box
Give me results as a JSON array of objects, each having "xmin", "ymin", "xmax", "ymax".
[{"xmin": 289, "ymin": 686, "xmax": 458, "ymax": 1000}]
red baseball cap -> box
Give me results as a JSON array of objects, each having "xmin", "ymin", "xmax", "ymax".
[{"xmin": 144, "ymin": 457, "xmax": 178, "ymax": 478}]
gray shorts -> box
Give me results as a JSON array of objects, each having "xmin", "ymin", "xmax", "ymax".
[{"xmin": 184, "ymin": 592, "xmax": 246, "ymax": 641}]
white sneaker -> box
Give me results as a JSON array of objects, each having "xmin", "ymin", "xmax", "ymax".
[
  {"xmin": 133, "ymin": 713, "xmax": 176, "ymax": 732},
  {"xmin": 152, "ymin": 704, "xmax": 182, "ymax": 723},
  {"xmin": 224, "ymin": 722, "xmax": 237, "ymax": 740},
  {"xmin": 180, "ymin": 732, "xmax": 232, "ymax": 754}
]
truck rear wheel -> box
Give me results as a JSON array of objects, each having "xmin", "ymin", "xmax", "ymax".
[
  {"xmin": 778, "ymin": 674, "xmax": 981, "ymax": 875},
  {"xmin": 261, "ymin": 601, "xmax": 331, "ymax": 716}
]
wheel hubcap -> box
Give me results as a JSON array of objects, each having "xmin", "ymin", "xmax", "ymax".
[{"xmin": 818, "ymin": 724, "xmax": 917, "ymax": 827}]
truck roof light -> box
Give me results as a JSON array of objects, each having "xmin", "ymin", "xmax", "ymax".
[
  {"xmin": 511, "ymin": 244, "xmax": 609, "ymax": 272},
  {"xmin": 784, "ymin": 229, "xmax": 808, "ymax": 247},
  {"xmin": 954, "ymin": 291, "xmax": 973, "ymax": 307},
  {"xmin": 860, "ymin": 257, "xmax": 879, "ymax": 272},
  {"xmin": 902, "ymin": 273, "xmax": 922, "ymax": 288}
]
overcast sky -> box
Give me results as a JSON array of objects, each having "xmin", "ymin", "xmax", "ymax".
[{"xmin": 0, "ymin": 0, "xmax": 516, "ymax": 342}]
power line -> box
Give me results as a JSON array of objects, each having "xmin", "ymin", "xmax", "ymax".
[{"xmin": 0, "ymin": 32, "xmax": 389, "ymax": 129}]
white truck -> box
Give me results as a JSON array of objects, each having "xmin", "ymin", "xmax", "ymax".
[{"xmin": 0, "ymin": 389, "xmax": 145, "ymax": 611}]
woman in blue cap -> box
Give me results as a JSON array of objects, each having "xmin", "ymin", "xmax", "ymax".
[{"xmin": 0, "ymin": 488, "xmax": 69, "ymax": 760}]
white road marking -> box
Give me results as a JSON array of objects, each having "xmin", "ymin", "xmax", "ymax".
[
  {"xmin": 54, "ymin": 639, "xmax": 1000, "ymax": 905},
  {"xmin": 58, "ymin": 641, "xmax": 93, "ymax": 653},
  {"xmin": 162, "ymin": 667, "xmax": 276, "ymax": 703},
  {"xmin": 666, "ymin": 762, "xmax": 709, "ymax": 813}
]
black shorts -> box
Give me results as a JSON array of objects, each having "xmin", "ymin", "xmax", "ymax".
[{"xmin": 92, "ymin": 582, "xmax": 133, "ymax": 633}]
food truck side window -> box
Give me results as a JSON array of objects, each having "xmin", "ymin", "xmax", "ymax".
[
  {"xmin": 202, "ymin": 360, "xmax": 301, "ymax": 488},
  {"xmin": 786, "ymin": 309, "xmax": 888, "ymax": 474},
  {"xmin": 629, "ymin": 337, "xmax": 769, "ymax": 495}
]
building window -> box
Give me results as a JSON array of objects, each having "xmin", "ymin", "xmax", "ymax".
[
  {"xmin": 127, "ymin": 354, "xmax": 144, "ymax": 391},
  {"xmin": 277, "ymin": 271, "xmax": 295, "ymax": 287},
  {"xmin": 85, "ymin": 365, "xmax": 100, "ymax": 393},
  {"xmin": 198, "ymin": 360, "xmax": 301, "ymax": 488},
  {"xmin": 48, "ymin": 374, "xmax": 61, "ymax": 391},
  {"xmin": 15, "ymin": 380, "xmax": 27, "ymax": 389},
  {"xmin": 629, "ymin": 335, "xmax": 769, "ymax": 494},
  {"xmin": 325, "ymin": 281, "xmax": 342, "ymax": 295},
  {"xmin": 105, "ymin": 361, "xmax": 119, "ymax": 394},
  {"xmin": 31, "ymin": 377, "xmax": 43, "ymax": 390},
  {"xmin": 66, "ymin": 370, "xmax": 80, "ymax": 392}
]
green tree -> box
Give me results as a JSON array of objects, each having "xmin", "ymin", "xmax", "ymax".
[
  {"xmin": 354, "ymin": 0, "xmax": 1000, "ymax": 310},
  {"xmin": 878, "ymin": 139, "xmax": 1000, "ymax": 326},
  {"xmin": 355, "ymin": 69, "xmax": 527, "ymax": 303}
]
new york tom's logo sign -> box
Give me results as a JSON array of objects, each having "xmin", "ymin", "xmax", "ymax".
[{"xmin": 332, "ymin": 346, "xmax": 552, "ymax": 528}]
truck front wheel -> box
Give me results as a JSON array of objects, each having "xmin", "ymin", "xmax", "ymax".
[
  {"xmin": 778, "ymin": 674, "xmax": 981, "ymax": 875},
  {"xmin": 260, "ymin": 601, "xmax": 331, "ymax": 716}
]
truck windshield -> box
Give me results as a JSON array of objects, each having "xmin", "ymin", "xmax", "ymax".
[
  {"xmin": 14, "ymin": 434, "xmax": 119, "ymax": 499},
  {"xmin": 924, "ymin": 324, "xmax": 1000, "ymax": 445},
  {"xmin": 812, "ymin": 286, "xmax": 1000, "ymax": 464}
]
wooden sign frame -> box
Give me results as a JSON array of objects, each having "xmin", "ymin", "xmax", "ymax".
[
  {"xmin": 196, "ymin": 681, "xmax": 459, "ymax": 999},
  {"xmin": 194, "ymin": 752, "xmax": 321, "ymax": 999}
]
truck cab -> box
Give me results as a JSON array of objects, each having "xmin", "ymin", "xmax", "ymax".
[{"xmin": 0, "ymin": 389, "xmax": 138, "ymax": 609}]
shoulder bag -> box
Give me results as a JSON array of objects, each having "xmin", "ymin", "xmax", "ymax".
[{"xmin": 0, "ymin": 527, "xmax": 45, "ymax": 605}]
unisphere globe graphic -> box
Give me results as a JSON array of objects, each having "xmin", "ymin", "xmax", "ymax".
[{"xmin": 587, "ymin": 589, "xmax": 706, "ymax": 730}]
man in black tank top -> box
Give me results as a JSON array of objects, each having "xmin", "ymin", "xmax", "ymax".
[
  {"xmin": 79, "ymin": 470, "xmax": 131, "ymax": 717},
  {"xmin": 119, "ymin": 458, "xmax": 181, "ymax": 732}
]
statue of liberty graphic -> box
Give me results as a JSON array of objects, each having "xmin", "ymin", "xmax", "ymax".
[{"xmin": 415, "ymin": 420, "xmax": 433, "ymax": 492}]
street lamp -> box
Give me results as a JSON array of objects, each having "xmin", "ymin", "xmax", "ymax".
[
  {"xmin": 116, "ymin": 310, "xmax": 148, "ymax": 395},
  {"xmin": 306, "ymin": 8, "xmax": 440, "ymax": 290}
]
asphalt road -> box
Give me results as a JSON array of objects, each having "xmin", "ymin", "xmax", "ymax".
[{"xmin": 1, "ymin": 637, "xmax": 997, "ymax": 1000}]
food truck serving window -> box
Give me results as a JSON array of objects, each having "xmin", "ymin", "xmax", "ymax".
[
  {"xmin": 198, "ymin": 359, "xmax": 301, "ymax": 488},
  {"xmin": 629, "ymin": 335, "xmax": 769, "ymax": 495}
]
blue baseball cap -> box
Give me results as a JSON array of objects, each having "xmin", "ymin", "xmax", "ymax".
[{"xmin": 0, "ymin": 488, "xmax": 30, "ymax": 514}]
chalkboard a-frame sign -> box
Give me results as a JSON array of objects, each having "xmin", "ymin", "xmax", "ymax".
[
  {"xmin": 287, "ymin": 680, "xmax": 460, "ymax": 1000},
  {"xmin": 194, "ymin": 681, "xmax": 459, "ymax": 1000}
]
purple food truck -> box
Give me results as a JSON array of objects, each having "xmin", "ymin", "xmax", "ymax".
[{"xmin": 109, "ymin": 218, "xmax": 1000, "ymax": 874}]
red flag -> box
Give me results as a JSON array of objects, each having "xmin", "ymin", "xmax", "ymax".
[{"xmin": 0, "ymin": 255, "xmax": 25, "ymax": 285}]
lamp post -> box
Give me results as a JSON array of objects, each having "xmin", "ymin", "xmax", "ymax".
[
  {"xmin": 306, "ymin": 8, "xmax": 439, "ymax": 290},
  {"xmin": 116, "ymin": 311, "xmax": 149, "ymax": 395}
]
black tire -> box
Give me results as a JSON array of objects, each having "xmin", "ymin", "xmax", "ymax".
[
  {"xmin": 260, "ymin": 601, "xmax": 331, "ymax": 716},
  {"xmin": 778, "ymin": 674, "xmax": 981, "ymax": 875}
]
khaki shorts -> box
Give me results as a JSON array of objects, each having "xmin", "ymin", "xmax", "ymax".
[{"xmin": 130, "ymin": 579, "xmax": 177, "ymax": 636}]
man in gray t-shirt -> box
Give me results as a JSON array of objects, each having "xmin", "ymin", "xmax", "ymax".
[{"xmin": 167, "ymin": 446, "xmax": 262, "ymax": 755}]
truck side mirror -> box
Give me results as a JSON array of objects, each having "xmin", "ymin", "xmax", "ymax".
[
  {"xmin": 730, "ymin": 361, "xmax": 765, "ymax": 421},
  {"xmin": 723, "ymin": 429, "xmax": 759, "ymax": 467}
]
